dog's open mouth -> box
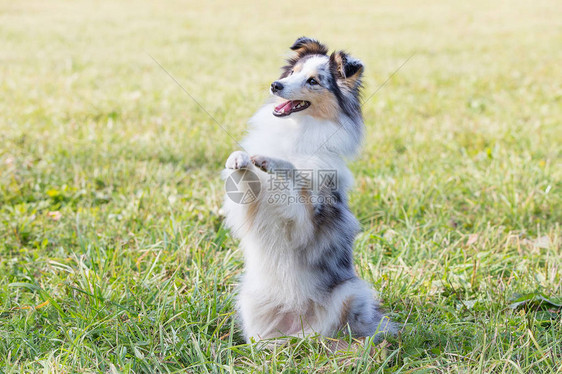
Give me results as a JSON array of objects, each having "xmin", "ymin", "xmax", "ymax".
[{"xmin": 272, "ymin": 100, "xmax": 311, "ymax": 117}]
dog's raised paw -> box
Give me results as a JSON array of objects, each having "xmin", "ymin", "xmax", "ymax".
[
  {"xmin": 225, "ymin": 151, "xmax": 250, "ymax": 169},
  {"xmin": 250, "ymin": 155, "xmax": 271, "ymax": 173}
]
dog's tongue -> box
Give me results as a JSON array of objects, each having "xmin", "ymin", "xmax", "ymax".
[{"xmin": 274, "ymin": 100, "xmax": 294, "ymax": 114}]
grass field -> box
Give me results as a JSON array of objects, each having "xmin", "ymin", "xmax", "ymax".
[{"xmin": 1, "ymin": 0, "xmax": 561, "ymax": 372}]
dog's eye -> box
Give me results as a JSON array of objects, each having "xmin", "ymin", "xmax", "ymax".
[
  {"xmin": 307, "ymin": 77, "xmax": 319, "ymax": 86},
  {"xmin": 290, "ymin": 70, "xmax": 294, "ymax": 75}
]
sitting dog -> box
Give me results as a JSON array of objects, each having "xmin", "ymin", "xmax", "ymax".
[{"xmin": 222, "ymin": 37, "xmax": 395, "ymax": 343}]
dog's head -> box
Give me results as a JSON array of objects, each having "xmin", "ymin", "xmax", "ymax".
[{"xmin": 270, "ymin": 37, "xmax": 364, "ymax": 121}]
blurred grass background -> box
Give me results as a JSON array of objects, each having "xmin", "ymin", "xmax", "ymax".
[{"xmin": 0, "ymin": 0, "xmax": 561, "ymax": 372}]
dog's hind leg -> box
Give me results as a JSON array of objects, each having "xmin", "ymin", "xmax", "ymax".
[{"xmin": 318, "ymin": 278, "xmax": 397, "ymax": 341}]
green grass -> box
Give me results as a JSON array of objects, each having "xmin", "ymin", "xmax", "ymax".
[{"xmin": 1, "ymin": 0, "xmax": 561, "ymax": 372}]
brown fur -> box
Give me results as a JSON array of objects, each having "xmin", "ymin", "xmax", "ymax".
[
  {"xmin": 291, "ymin": 37, "xmax": 329, "ymax": 58},
  {"xmin": 330, "ymin": 51, "xmax": 364, "ymax": 91},
  {"xmin": 281, "ymin": 37, "xmax": 329, "ymax": 78},
  {"xmin": 245, "ymin": 202, "xmax": 259, "ymax": 231},
  {"xmin": 299, "ymin": 187, "xmax": 314, "ymax": 216},
  {"xmin": 339, "ymin": 296, "xmax": 354, "ymax": 327},
  {"xmin": 291, "ymin": 61, "xmax": 305, "ymax": 74},
  {"xmin": 307, "ymin": 89, "xmax": 340, "ymax": 121}
]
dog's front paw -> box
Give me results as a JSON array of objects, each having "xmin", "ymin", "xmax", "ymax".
[
  {"xmin": 250, "ymin": 155, "xmax": 271, "ymax": 173},
  {"xmin": 225, "ymin": 151, "xmax": 250, "ymax": 169}
]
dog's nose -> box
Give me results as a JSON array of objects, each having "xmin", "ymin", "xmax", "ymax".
[{"xmin": 271, "ymin": 81, "xmax": 284, "ymax": 93}]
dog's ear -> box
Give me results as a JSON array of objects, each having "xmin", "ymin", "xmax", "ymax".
[
  {"xmin": 280, "ymin": 37, "xmax": 329, "ymax": 78},
  {"xmin": 329, "ymin": 51, "xmax": 364, "ymax": 89},
  {"xmin": 290, "ymin": 37, "xmax": 328, "ymax": 57}
]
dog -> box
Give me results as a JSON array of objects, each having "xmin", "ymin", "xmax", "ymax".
[{"xmin": 222, "ymin": 37, "xmax": 396, "ymax": 344}]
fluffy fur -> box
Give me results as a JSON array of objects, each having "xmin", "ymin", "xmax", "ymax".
[{"xmin": 222, "ymin": 37, "xmax": 396, "ymax": 343}]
